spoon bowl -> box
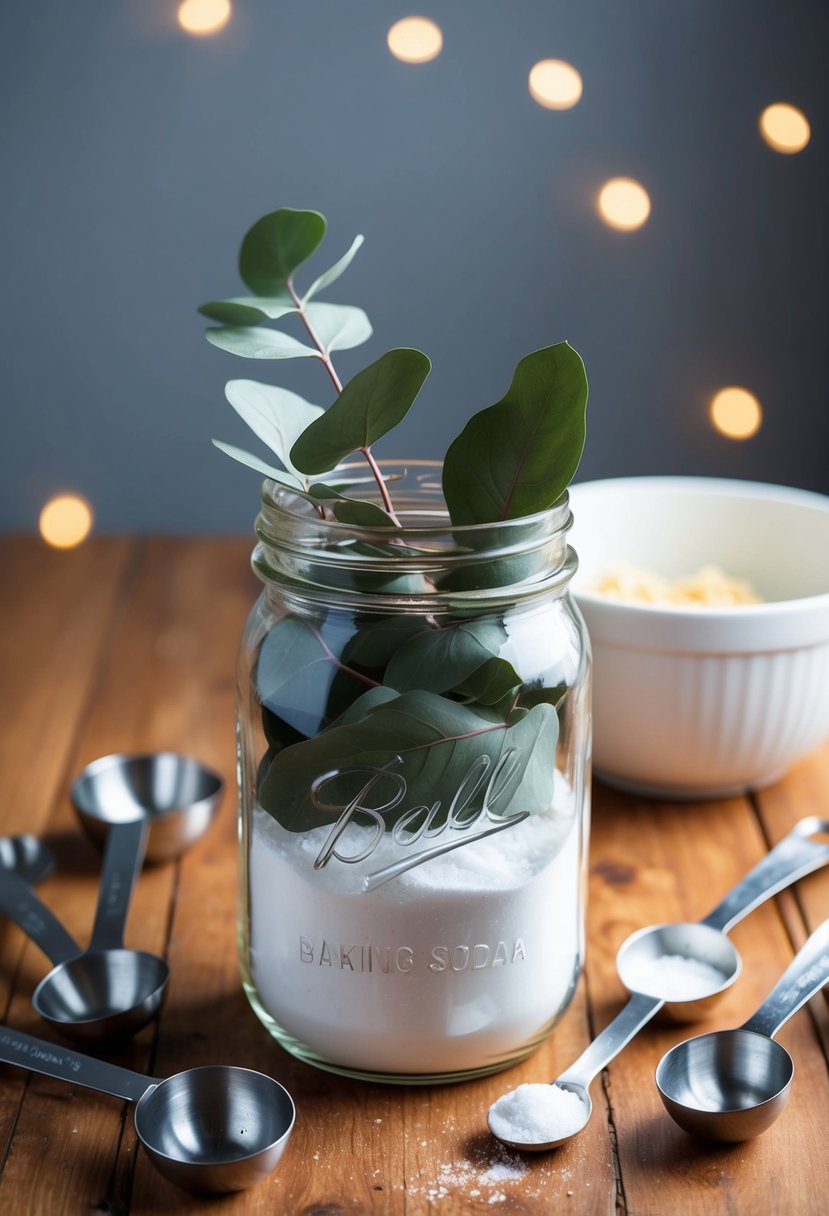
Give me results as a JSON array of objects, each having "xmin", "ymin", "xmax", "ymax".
[
  {"xmin": 616, "ymin": 922, "xmax": 741, "ymax": 1023},
  {"xmin": 72, "ymin": 753, "xmax": 223, "ymax": 863},
  {"xmin": 487, "ymin": 1080, "xmax": 592, "ymax": 1153},
  {"xmin": 33, "ymin": 948, "xmax": 169, "ymax": 1044},
  {"xmin": 0, "ymin": 836, "xmax": 54, "ymax": 886},
  {"xmin": 656, "ymin": 916, "xmax": 829, "ymax": 1143},
  {"xmin": 135, "ymin": 1065, "xmax": 296, "ymax": 1193},
  {"xmin": 655, "ymin": 1029, "xmax": 793, "ymax": 1143}
]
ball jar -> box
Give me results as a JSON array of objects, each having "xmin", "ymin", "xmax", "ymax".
[{"xmin": 236, "ymin": 465, "xmax": 591, "ymax": 1083}]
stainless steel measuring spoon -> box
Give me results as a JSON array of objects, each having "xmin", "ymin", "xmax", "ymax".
[
  {"xmin": 0, "ymin": 1025, "xmax": 295, "ymax": 1193},
  {"xmin": 656, "ymin": 916, "xmax": 829, "ymax": 1142},
  {"xmin": 32, "ymin": 816, "xmax": 169, "ymax": 1043},
  {"xmin": 0, "ymin": 836, "xmax": 54, "ymax": 886},
  {"xmin": 488, "ymin": 815, "xmax": 829, "ymax": 1151},
  {"xmin": 72, "ymin": 753, "xmax": 223, "ymax": 864}
]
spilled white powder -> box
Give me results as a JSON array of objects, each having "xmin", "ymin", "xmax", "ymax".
[
  {"xmin": 488, "ymin": 1083, "xmax": 588, "ymax": 1144},
  {"xmin": 248, "ymin": 776, "xmax": 582, "ymax": 1075},
  {"xmin": 478, "ymin": 1159, "xmax": 528, "ymax": 1184},
  {"xmin": 623, "ymin": 953, "xmax": 728, "ymax": 1000},
  {"xmin": 408, "ymin": 1147, "xmax": 528, "ymax": 1204}
]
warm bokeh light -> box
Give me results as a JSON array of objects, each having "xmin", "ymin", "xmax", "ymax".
[
  {"xmin": 759, "ymin": 103, "xmax": 811, "ymax": 154},
  {"xmin": 387, "ymin": 16, "xmax": 443, "ymax": 63},
  {"xmin": 177, "ymin": 0, "xmax": 232, "ymax": 36},
  {"xmin": 39, "ymin": 494, "xmax": 94, "ymax": 549},
  {"xmin": 528, "ymin": 59, "xmax": 583, "ymax": 110},
  {"xmin": 710, "ymin": 387, "xmax": 763, "ymax": 440},
  {"xmin": 597, "ymin": 178, "xmax": 651, "ymax": 231}
]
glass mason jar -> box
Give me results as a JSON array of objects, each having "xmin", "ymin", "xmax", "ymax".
[{"xmin": 237, "ymin": 463, "xmax": 591, "ymax": 1084}]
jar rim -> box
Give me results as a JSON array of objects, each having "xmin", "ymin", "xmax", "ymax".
[
  {"xmin": 253, "ymin": 459, "xmax": 576, "ymax": 607},
  {"xmin": 259, "ymin": 459, "xmax": 571, "ymax": 542}
]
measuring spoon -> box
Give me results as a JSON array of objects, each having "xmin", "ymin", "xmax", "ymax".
[
  {"xmin": 0, "ymin": 1025, "xmax": 295, "ymax": 1193},
  {"xmin": 36, "ymin": 754, "xmax": 222, "ymax": 1040},
  {"xmin": 656, "ymin": 916, "xmax": 829, "ymax": 1142},
  {"xmin": 72, "ymin": 752, "xmax": 223, "ymax": 864},
  {"xmin": 32, "ymin": 816, "xmax": 168, "ymax": 1043},
  {"xmin": 488, "ymin": 815, "xmax": 829, "ymax": 1151},
  {"xmin": 0, "ymin": 836, "xmax": 54, "ymax": 886}
]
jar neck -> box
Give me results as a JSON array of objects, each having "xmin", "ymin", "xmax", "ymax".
[{"xmin": 252, "ymin": 462, "xmax": 576, "ymax": 610}]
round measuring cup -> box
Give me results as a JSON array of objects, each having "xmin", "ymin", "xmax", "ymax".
[
  {"xmin": 489, "ymin": 815, "xmax": 829, "ymax": 1152},
  {"xmin": 656, "ymin": 916, "xmax": 829, "ymax": 1142},
  {"xmin": 72, "ymin": 752, "xmax": 223, "ymax": 864},
  {"xmin": 32, "ymin": 816, "xmax": 169, "ymax": 1043},
  {"xmin": 0, "ymin": 1025, "xmax": 295, "ymax": 1193}
]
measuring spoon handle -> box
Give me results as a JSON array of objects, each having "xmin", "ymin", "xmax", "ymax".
[
  {"xmin": 701, "ymin": 817, "xmax": 829, "ymax": 934},
  {"xmin": 741, "ymin": 917, "xmax": 829, "ymax": 1040},
  {"xmin": 556, "ymin": 991, "xmax": 664, "ymax": 1091},
  {"xmin": 0, "ymin": 1024, "xmax": 153, "ymax": 1103},
  {"xmin": 89, "ymin": 818, "xmax": 149, "ymax": 952},
  {"xmin": 0, "ymin": 872, "xmax": 81, "ymax": 966}
]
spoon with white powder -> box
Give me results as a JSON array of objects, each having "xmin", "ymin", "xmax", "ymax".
[{"xmin": 489, "ymin": 815, "xmax": 829, "ymax": 1152}]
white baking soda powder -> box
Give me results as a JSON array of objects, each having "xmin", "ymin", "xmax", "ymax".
[
  {"xmin": 247, "ymin": 777, "xmax": 582, "ymax": 1075},
  {"xmin": 489, "ymin": 1083, "xmax": 588, "ymax": 1144},
  {"xmin": 623, "ymin": 953, "xmax": 728, "ymax": 1000}
]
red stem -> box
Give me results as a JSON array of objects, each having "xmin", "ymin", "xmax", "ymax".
[
  {"xmin": 286, "ymin": 276, "xmax": 400, "ymax": 524},
  {"xmin": 287, "ymin": 277, "xmax": 343, "ymax": 393},
  {"xmin": 310, "ymin": 624, "xmax": 382, "ymax": 689},
  {"xmin": 404, "ymin": 723, "xmax": 508, "ymax": 753},
  {"xmin": 359, "ymin": 446, "xmax": 401, "ymax": 525}
]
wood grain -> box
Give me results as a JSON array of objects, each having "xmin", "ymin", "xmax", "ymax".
[{"xmin": 1, "ymin": 537, "xmax": 828, "ymax": 1215}]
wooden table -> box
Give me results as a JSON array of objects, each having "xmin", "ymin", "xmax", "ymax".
[{"xmin": 1, "ymin": 536, "xmax": 828, "ymax": 1215}]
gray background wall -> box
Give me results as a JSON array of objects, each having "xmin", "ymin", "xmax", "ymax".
[{"xmin": 1, "ymin": 0, "xmax": 827, "ymax": 534}]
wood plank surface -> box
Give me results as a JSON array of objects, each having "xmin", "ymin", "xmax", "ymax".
[{"xmin": 0, "ymin": 536, "xmax": 828, "ymax": 1214}]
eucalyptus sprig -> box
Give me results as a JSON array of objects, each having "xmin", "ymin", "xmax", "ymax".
[
  {"xmin": 201, "ymin": 207, "xmax": 590, "ymax": 836},
  {"xmin": 200, "ymin": 206, "xmax": 588, "ymax": 528}
]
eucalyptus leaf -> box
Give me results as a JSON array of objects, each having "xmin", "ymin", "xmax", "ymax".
[
  {"xmin": 384, "ymin": 620, "xmax": 518, "ymax": 697},
  {"xmin": 305, "ymin": 303, "xmax": 373, "ymax": 353},
  {"xmin": 516, "ymin": 683, "xmax": 569, "ymax": 712},
  {"xmin": 325, "ymin": 685, "xmax": 399, "ymax": 728},
  {"xmin": 256, "ymin": 616, "xmax": 377, "ymax": 739},
  {"xmin": 456, "ymin": 656, "xmax": 523, "ymax": 706},
  {"xmin": 211, "ymin": 440, "xmax": 302, "ymax": 486},
  {"xmin": 332, "ymin": 500, "xmax": 393, "ymax": 526},
  {"xmin": 443, "ymin": 341, "xmax": 588, "ymax": 525},
  {"xmin": 199, "ymin": 296, "xmax": 296, "ymax": 325},
  {"xmin": 307, "ymin": 484, "xmax": 394, "ymax": 527},
  {"xmin": 206, "ymin": 326, "xmax": 319, "ymax": 361},
  {"xmin": 225, "ymin": 380, "xmax": 323, "ymax": 478},
  {"xmin": 259, "ymin": 691, "xmax": 557, "ymax": 833},
  {"xmin": 340, "ymin": 615, "xmax": 433, "ymax": 668},
  {"xmin": 304, "ymin": 235, "xmax": 364, "ymax": 303},
  {"xmin": 262, "ymin": 708, "xmax": 307, "ymax": 751},
  {"xmin": 239, "ymin": 208, "xmax": 326, "ymax": 295},
  {"xmin": 290, "ymin": 348, "xmax": 431, "ymax": 475}
]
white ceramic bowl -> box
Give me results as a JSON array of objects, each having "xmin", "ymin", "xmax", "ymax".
[{"xmin": 568, "ymin": 477, "xmax": 829, "ymax": 799}]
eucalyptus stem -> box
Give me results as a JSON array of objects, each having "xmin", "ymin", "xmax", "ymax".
[
  {"xmin": 287, "ymin": 276, "xmax": 401, "ymax": 525},
  {"xmin": 287, "ymin": 277, "xmax": 343, "ymax": 394},
  {"xmin": 359, "ymin": 446, "xmax": 400, "ymax": 523},
  {"xmin": 309, "ymin": 623, "xmax": 382, "ymax": 689}
]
